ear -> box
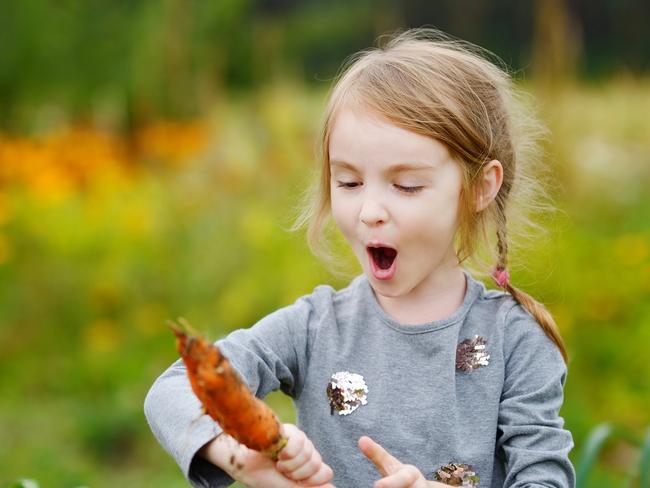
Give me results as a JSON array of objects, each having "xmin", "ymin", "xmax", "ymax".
[{"xmin": 475, "ymin": 159, "xmax": 504, "ymax": 212}]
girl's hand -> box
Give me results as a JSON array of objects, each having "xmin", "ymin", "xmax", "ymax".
[
  {"xmin": 275, "ymin": 423, "xmax": 334, "ymax": 486},
  {"xmin": 204, "ymin": 424, "xmax": 334, "ymax": 488},
  {"xmin": 359, "ymin": 436, "xmax": 448, "ymax": 488}
]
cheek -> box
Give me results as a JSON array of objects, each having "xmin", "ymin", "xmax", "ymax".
[
  {"xmin": 330, "ymin": 194, "xmax": 352, "ymax": 233},
  {"xmin": 403, "ymin": 195, "xmax": 461, "ymax": 238}
]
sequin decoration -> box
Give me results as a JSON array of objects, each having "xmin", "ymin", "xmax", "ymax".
[
  {"xmin": 434, "ymin": 462, "xmax": 480, "ymax": 486},
  {"xmin": 326, "ymin": 371, "xmax": 368, "ymax": 415},
  {"xmin": 456, "ymin": 335, "xmax": 490, "ymax": 372}
]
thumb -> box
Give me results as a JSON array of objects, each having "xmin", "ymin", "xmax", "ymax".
[{"xmin": 358, "ymin": 435, "xmax": 403, "ymax": 477}]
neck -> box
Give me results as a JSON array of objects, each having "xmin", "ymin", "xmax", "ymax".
[{"xmin": 375, "ymin": 265, "xmax": 467, "ymax": 325}]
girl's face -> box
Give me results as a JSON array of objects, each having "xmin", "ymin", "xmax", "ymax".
[{"xmin": 329, "ymin": 104, "xmax": 464, "ymax": 299}]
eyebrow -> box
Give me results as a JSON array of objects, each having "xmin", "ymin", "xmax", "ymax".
[{"xmin": 329, "ymin": 160, "xmax": 435, "ymax": 173}]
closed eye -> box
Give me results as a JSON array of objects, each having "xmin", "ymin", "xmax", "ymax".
[
  {"xmin": 336, "ymin": 182, "xmax": 423, "ymax": 194},
  {"xmin": 395, "ymin": 184, "xmax": 424, "ymax": 193},
  {"xmin": 337, "ymin": 182, "xmax": 360, "ymax": 189}
]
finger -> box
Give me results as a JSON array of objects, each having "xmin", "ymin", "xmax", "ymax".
[
  {"xmin": 295, "ymin": 462, "xmax": 334, "ymax": 486},
  {"xmin": 278, "ymin": 437, "xmax": 314, "ymax": 473},
  {"xmin": 279, "ymin": 425, "xmax": 309, "ymax": 461},
  {"xmin": 279, "ymin": 424, "xmax": 303, "ymax": 460},
  {"xmin": 262, "ymin": 468, "xmax": 315, "ymax": 488},
  {"xmin": 374, "ymin": 465, "xmax": 420, "ymax": 488},
  {"xmin": 283, "ymin": 449, "xmax": 324, "ymax": 481},
  {"xmin": 358, "ymin": 436, "xmax": 403, "ymax": 477}
]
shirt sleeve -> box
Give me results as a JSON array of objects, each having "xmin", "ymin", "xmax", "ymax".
[
  {"xmin": 143, "ymin": 292, "xmax": 318, "ymax": 488},
  {"xmin": 497, "ymin": 302, "xmax": 576, "ymax": 488}
]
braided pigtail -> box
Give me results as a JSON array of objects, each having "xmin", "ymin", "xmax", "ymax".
[{"xmin": 492, "ymin": 219, "xmax": 568, "ymax": 363}]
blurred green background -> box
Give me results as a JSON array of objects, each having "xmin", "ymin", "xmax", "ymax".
[{"xmin": 1, "ymin": 1, "xmax": 649, "ymax": 487}]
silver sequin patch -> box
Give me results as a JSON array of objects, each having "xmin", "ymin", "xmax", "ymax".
[
  {"xmin": 326, "ymin": 371, "xmax": 368, "ymax": 415},
  {"xmin": 456, "ymin": 335, "xmax": 490, "ymax": 372}
]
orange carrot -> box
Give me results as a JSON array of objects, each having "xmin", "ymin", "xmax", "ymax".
[{"xmin": 169, "ymin": 318, "xmax": 287, "ymax": 459}]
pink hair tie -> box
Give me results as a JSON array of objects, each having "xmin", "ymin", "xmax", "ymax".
[{"xmin": 491, "ymin": 267, "xmax": 510, "ymax": 288}]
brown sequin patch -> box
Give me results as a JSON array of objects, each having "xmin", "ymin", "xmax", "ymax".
[
  {"xmin": 456, "ymin": 335, "xmax": 490, "ymax": 373},
  {"xmin": 434, "ymin": 462, "xmax": 480, "ymax": 486}
]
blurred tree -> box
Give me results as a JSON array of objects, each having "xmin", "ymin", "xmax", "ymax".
[
  {"xmin": 1, "ymin": 0, "xmax": 649, "ymax": 132},
  {"xmin": 568, "ymin": 0, "xmax": 650, "ymax": 76},
  {"xmin": 531, "ymin": 0, "xmax": 582, "ymax": 90}
]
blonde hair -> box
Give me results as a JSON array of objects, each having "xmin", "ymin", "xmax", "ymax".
[{"xmin": 289, "ymin": 27, "xmax": 568, "ymax": 363}]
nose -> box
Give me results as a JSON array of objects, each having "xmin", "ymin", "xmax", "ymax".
[{"xmin": 359, "ymin": 190, "xmax": 389, "ymax": 226}]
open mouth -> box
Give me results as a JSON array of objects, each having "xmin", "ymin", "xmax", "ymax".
[{"xmin": 367, "ymin": 246, "xmax": 398, "ymax": 270}]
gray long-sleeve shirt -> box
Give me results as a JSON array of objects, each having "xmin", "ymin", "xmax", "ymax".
[{"xmin": 144, "ymin": 270, "xmax": 576, "ymax": 487}]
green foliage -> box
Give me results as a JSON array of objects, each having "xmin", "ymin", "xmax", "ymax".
[
  {"xmin": 4, "ymin": 1, "xmax": 648, "ymax": 133},
  {"xmin": 575, "ymin": 424, "xmax": 650, "ymax": 488},
  {"xmin": 640, "ymin": 428, "xmax": 650, "ymax": 488},
  {"xmin": 576, "ymin": 423, "xmax": 614, "ymax": 486},
  {"xmin": 4, "ymin": 480, "xmax": 40, "ymax": 488}
]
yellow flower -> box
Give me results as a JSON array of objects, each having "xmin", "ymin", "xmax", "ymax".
[
  {"xmin": 0, "ymin": 191, "xmax": 11, "ymax": 226},
  {"xmin": 0, "ymin": 233, "xmax": 11, "ymax": 265}
]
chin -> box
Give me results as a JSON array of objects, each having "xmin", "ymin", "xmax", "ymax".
[
  {"xmin": 366, "ymin": 271, "xmax": 402, "ymax": 293},
  {"xmin": 374, "ymin": 287, "xmax": 402, "ymax": 298}
]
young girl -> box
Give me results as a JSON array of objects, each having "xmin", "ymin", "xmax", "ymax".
[{"xmin": 145, "ymin": 28, "xmax": 575, "ymax": 488}]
